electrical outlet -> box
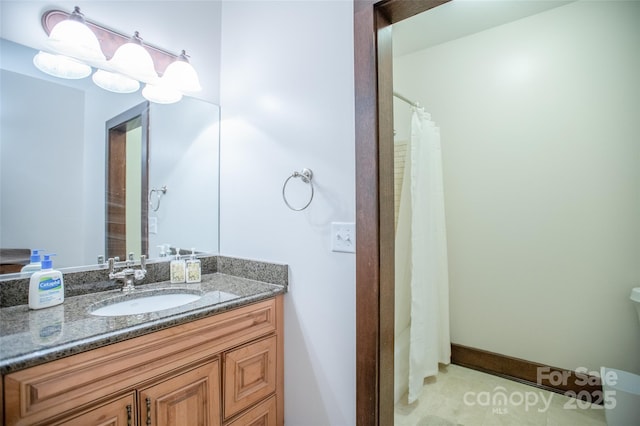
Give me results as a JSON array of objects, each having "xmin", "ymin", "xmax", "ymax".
[
  {"xmin": 331, "ymin": 222, "xmax": 356, "ymax": 253},
  {"xmin": 149, "ymin": 217, "xmax": 158, "ymax": 234}
]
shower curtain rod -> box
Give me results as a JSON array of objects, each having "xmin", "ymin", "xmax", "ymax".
[{"xmin": 393, "ymin": 91, "xmax": 419, "ymax": 107}]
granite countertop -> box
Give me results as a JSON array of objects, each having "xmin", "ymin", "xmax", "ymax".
[{"xmin": 0, "ymin": 272, "xmax": 286, "ymax": 375}]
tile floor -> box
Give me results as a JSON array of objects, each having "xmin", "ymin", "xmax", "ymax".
[{"xmin": 394, "ymin": 364, "xmax": 608, "ymax": 426}]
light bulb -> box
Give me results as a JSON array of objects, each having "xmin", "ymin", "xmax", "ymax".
[
  {"xmin": 109, "ymin": 32, "xmax": 158, "ymax": 83},
  {"xmin": 162, "ymin": 50, "xmax": 202, "ymax": 93},
  {"xmin": 46, "ymin": 6, "xmax": 105, "ymax": 63}
]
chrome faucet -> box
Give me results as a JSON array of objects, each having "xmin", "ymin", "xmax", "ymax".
[{"xmin": 108, "ymin": 255, "xmax": 147, "ymax": 293}]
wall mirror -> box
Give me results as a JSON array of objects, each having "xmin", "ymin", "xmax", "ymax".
[{"xmin": 0, "ymin": 38, "xmax": 220, "ymax": 274}]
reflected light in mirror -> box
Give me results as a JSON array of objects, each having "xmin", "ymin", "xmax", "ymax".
[
  {"xmin": 33, "ymin": 51, "xmax": 91, "ymax": 79},
  {"xmin": 93, "ymin": 69, "xmax": 140, "ymax": 93},
  {"xmin": 142, "ymin": 83, "xmax": 183, "ymax": 104}
]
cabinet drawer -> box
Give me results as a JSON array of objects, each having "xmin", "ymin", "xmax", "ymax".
[
  {"xmin": 223, "ymin": 336, "xmax": 277, "ymax": 419},
  {"xmin": 226, "ymin": 395, "xmax": 276, "ymax": 426}
]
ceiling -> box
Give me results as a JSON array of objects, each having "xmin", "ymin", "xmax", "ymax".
[
  {"xmin": 392, "ymin": 0, "xmax": 573, "ymax": 57},
  {"xmin": 0, "ymin": 1, "xmax": 222, "ymax": 102}
]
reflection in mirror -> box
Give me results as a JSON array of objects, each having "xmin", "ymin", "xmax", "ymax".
[
  {"xmin": 0, "ymin": 38, "xmax": 220, "ymax": 274},
  {"xmin": 106, "ymin": 102, "xmax": 149, "ymax": 261}
]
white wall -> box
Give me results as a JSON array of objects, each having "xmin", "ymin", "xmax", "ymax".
[
  {"xmin": 219, "ymin": 1, "xmax": 356, "ymax": 424},
  {"xmin": 394, "ymin": 0, "xmax": 640, "ymax": 374}
]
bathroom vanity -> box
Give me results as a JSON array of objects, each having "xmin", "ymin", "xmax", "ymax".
[{"xmin": 0, "ymin": 256, "xmax": 286, "ymax": 426}]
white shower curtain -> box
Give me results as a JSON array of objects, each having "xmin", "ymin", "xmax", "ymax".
[{"xmin": 395, "ymin": 107, "xmax": 450, "ymax": 404}]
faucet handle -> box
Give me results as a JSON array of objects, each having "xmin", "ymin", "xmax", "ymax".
[{"xmin": 134, "ymin": 269, "xmax": 146, "ymax": 281}]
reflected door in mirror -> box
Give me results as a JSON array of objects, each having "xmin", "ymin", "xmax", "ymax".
[{"xmin": 106, "ymin": 102, "xmax": 149, "ymax": 261}]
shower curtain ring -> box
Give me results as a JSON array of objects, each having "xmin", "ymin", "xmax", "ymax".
[{"xmin": 282, "ymin": 168, "xmax": 314, "ymax": 211}]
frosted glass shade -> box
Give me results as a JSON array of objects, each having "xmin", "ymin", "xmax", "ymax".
[
  {"xmin": 110, "ymin": 38, "xmax": 157, "ymax": 83},
  {"xmin": 33, "ymin": 51, "xmax": 92, "ymax": 79},
  {"xmin": 92, "ymin": 69, "xmax": 140, "ymax": 93},
  {"xmin": 163, "ymin": 56, "xmax": 202, "ymax": 93},
  {"xmin": 142, "ymin": 83, "xmax": 182, "ymax": 104},
  {"xmin": 46, "ymin": 14, "xmax": 105, "ymax": 62}
]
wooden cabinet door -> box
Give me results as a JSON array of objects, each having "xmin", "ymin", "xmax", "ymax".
[
  {"xmin": 54, "ymin": 393, "xmax": 136, "ymax": 426},
  {"xmin": 226, "ymin": 396, "xmax": 276, "ymax": 426},
  {"xmin": 140, "ymin": 359, "xmax": 221, "ymax": 426},
  {"xmin": 223, "ymin": 336, "xmax": 277, "ymax": 420}
]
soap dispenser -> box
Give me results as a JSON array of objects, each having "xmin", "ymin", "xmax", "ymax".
[
  {"xmin": 170, "ymin": 248, "xmax": 186, "ymax": 283},
  {"xmin": 21, "ymin": 249, "xmax": 43, "ymax": 274},
  {"xmin": 29, "ymin": 254, "xmax": 64, "ymax": 309},
  {"xmin": 186, "ymin": 248, "xmax": 201, "ymax": 283}
]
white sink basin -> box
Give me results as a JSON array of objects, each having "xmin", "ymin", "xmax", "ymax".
[
  {"xmin": 91, "ymin": 292, "xmax": 202, "ymax": 316},
  {"xmin": 90, "ymin": 288, "xmax": 240, "ymax": 317}
]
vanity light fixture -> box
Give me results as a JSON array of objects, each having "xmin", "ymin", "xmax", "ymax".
[
  {"xmin": 42, "ymin": 6, "xmax": 105, "ymax": 63},
  {"xmin": 162, "ymin": 51, "xmax": 202, "ymax": 93},
  {"xmin": 109, "ymin": 32, "xmax": 158, "ymax": 84},
  {"xmin": 34, "ymin": 7, "xmax": 202, "ymax": 104}
]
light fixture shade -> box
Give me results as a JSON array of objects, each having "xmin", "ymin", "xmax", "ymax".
[
  {"xmin": 162, "ymin": 51, "xmax": 202, "ymax": 93},
  {"xmin": 33, "ymin": 51, "xmax": 92, "ymax": 79},
  {"xmin": 92, "ymin": 69, "xmax": 140, "ymax": 93},
  {"xmin": 109, "ymin": 32, "xmax": 158, "ymax": 83},
  {"xmin": 46, "ymin": 7, "xmax": 105, "ymax": 63},
  {"xmin": 142, "ymin": 83, "xmax": 182, "ymax": 104}
]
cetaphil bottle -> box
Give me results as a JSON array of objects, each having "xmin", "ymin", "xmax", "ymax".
[
  {"xmin": 28, "ymin": 254, "xmax": 64, "ymax": 309},
  {"xmin": 21, "ymin": 249, "xmax": 43, "ymax": 274}
]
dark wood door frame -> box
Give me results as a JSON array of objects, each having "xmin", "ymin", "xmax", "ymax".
[{"xmin": 354, "ymin": 1, "xmax": 450, "ymax": 424}]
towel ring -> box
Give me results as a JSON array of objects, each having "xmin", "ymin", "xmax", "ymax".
[
  {"xmin": 282, "ymin": 168, "xmax": 314, "ymax": 211},
  {"xmin": 149, "ymin": 185, "xmax": 167, "ymax": 212}
]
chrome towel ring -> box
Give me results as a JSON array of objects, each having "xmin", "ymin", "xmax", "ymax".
[
  {"xmin": 149, "ymin": 185, "xmax": 167, "ymax": 212},
  {"xmin": 282, "ymin": 168, "xmax": 314, "ymax": 211}
]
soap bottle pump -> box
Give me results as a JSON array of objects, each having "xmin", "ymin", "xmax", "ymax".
[
  {"xmin": 28, "ymin": 254, "xmax": 64, "ymax": 309},
  {"xmin": 170, "ymin": 247, "xmax": 186, "ymax": 283},
  {"xmin": 186, "ymin": 248, "xmax": 201, "ymax": 283},
  {"xmin": 21, "ymin": 249, "xmax": 43, "ymax": 274}
]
